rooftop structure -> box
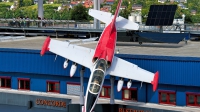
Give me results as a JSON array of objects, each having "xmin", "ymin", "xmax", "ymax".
[{"xmin": 0, "ymin": 36, "xmax": 199, "ymax": 57}]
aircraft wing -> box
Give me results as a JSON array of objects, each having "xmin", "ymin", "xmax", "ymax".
[
  {"xmin": 106, "ymin": 56, "xmax": 159, "ymax": 91},
  {"xmin": 41, "ymin": 37, "xmax": 95, "ymax": 71},
  {"xmin": 41, "ymin": 37, "xmax": 158, "ymax": 91}
]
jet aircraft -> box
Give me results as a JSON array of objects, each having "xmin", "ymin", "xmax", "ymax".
[{"xmin": 40, "ymin": 0, "xmax": 159, "ymax": 111}]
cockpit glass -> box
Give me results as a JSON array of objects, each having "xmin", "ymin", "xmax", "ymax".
[
  {"xmin": 91, "ymin": 70, "xmax": 104, "ymax": 85},
  {"xmin": 89, "ymin": 84, "xmax": 100, "ymax": 93},
  {"xmin": 95, "ymin": 59, "xmax": 107, "ymax": 71},
  {"xmin": 89, "ymin": 70, "xmax": 104, "ymax": 94}
]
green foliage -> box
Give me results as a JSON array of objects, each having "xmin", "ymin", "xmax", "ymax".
[
  {"xmin": 17, "ymin": 0, "xmax": 23, "ymax": 8},
  {"xmin": 122, "ymin": 0, "xmax": 129, "ymax": 7},
  {"xmin": 0, "ymin": 3, "xmax": 12, "ymax": 18},
  {"xmin": 1, "ymin": 0, "xmax": 200, "ymax": 23},
  {"xmin": 17, "ymin": 0, "xmax": 33, "ymax": 8},
  {"xmin": 0, "ymin": 1, "xmax": 13, "ymax": 5},
  {"xmin": 190, "ymin": 14, "xmax": 200, "ymax": 23},
  {"xmin": 43, "ymin": 4, "xmax": 62, "ymax": 19},
  {"xmin": 70, "ymin": 4, "xmax": 88, "ymax": 21},
  {"xmin": 119, "ymin": 8, "xmax": 130, "ymax": 19},
  {"xmin": 109, "ymin": 0, "xmax": 132, "ymax": 18},
  {"xmin": 111, "ymin": 0, "xmax": 118, "ymax": 15},
  {"xmin": 23, "ymin": 0, "xmax": 32, "ymax": 6},
  {"xmin": 43, "ymin": 0, "xmax": 47, "ymax": 4}
]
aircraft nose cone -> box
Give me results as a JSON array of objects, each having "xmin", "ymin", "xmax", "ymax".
[{"xmin": 85, "ymin": 92, "xmax": 98, "ymax": 112}]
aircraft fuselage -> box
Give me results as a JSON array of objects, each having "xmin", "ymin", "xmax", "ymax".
[{"xmin": 84, "ymin": 59, "xmax": 107, "ymax": 112}]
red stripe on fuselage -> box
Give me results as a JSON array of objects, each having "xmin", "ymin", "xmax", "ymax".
[
  {"xmin": 93, "ymin": 22, "xmax": 117, "ymax": 64},
  {"xmin": 93, "ymin": 0, "xmax": 122, "ymax": 65}
]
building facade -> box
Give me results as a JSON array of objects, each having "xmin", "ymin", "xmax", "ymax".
[{"xmin": 0, "ymin": 48, "xmax": 200, "ymax": 109}]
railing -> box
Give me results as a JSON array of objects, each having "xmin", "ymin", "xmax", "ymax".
[
  {"xmin": 0, "ymin": 18, "xmax": 106, "ymax": 29},
  {"xmin": 0, "ymin": 18, "xmax": 200, "ymax": 32}
]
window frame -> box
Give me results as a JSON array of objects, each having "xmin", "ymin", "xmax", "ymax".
[
  {"xmin": 100, "ymin": 85, "xmax": 111, "ymax": 98},
  {"xmin": 47, "ymin": 80, "xmax": 60, "ymax": 93},
  {"xmin": 0, "ymin": 76, "xmax": 11, "ymax": 88},
  {"xmin": 18, "ymin": 78, "xmax": 30, "ymax": 90},
  {"xmin": 186, "ymin": 92, "xmax": 200, "ymax": 107},
  {"xmin": 159, "ymin": 90, "xmax": 176, "ymax": 105},
  {"xmin": 67, "ymin": 82, "xmax": 80, "ymax": 86},
  {"xmin": 122, "ymin": 87, "xmax": 137, "ymax": 101}
]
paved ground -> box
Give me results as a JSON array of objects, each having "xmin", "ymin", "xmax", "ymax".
[{"xmin": 0, "ymin": 36, "xmax": 200, "ymax": 58}]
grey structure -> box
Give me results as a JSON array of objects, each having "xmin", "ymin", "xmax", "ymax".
[
  {"xmin": 110, "ymin": 76, "xmax": 115, "ymax": 104},
  {"xmin": 93, "ymin": 0, "xmax": 100, "ymax": 29},
  {"xmin": 38, "ymin": 0, "xmax": 44, "ymax": 27}
]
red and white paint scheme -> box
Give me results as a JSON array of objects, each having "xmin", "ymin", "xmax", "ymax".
[{"xmin": 40, "ymin": 0, "xmax": 159, "ymax": 112}]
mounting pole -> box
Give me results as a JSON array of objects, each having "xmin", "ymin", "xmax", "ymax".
[
  {"xmin": 38, "ymin": 0, "xmax": 43, "ymax": 27},
  {"xmin": 80, "ymin": 66, "xmax": 85, "ymax": 112},
  {"xmin": 93, "ymin": 0, "xmax": 100, "ymax": 29},
  {"xmin": 110, "ymin": 76, "xmax": 115, "ymax": 104}
]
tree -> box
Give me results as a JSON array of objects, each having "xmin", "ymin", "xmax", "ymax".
[
  {"xmin": 23, "ymin": 0, "xmax": 32, "ymax": 6},
  {"xmin": 17, "ymin": 0, "xmax": 23, "ymax": 8},
  {"xmin": 119, "ymin": 8, "xmax": 130, "ymax": 19},
  {"xmin": 111, "ymin": 0, "xmax": 118, "ymax": 14},
  {"xmin": 70, "ymin": 4, "xmax": 88, "ymax": 21}
]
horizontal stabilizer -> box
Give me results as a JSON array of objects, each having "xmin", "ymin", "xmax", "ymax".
[
  {"xmin": 88, "ymin": 9, "xmax": 112, "ymax": 25},
  {"xmin": 116, "ymin": 16, "xmax": 139, "ymax": 30},
  {"xmin": 89, "ymin": 9, "xmax": 139, "ymax": 30}
]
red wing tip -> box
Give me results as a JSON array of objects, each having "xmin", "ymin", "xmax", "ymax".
[
  {"xmin": 151, "ymin": 71, "xmax": 159, "ymax": 92},
  {"xmin": 40, "ymin": 36, "xmax": 51, "ymax": 56}
]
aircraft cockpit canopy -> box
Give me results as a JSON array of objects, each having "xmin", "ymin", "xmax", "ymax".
[
  {"xmin": 95, "ymin": 59, "xmax": 107, "ymax": 71},
  {"xmin": 89, "ymin": 70, "xmax": 104, "ymax": 94}
]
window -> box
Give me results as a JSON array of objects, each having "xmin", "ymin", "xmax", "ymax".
[
  {"xmin": 0, "ymin": 77, "xmax": 11, "ymax": 88},
  {"xmin": 186, "ymin": 93, "xmax": 200, "ymax": 107},
  {"xmin": 47, "ymin": 81, "xmax": 60, "ymax": 93},
  {"xmin": 18, "ymin": 78, "xmax": 30, "ymax": 90},
  {"xmin": 67, "ymin": 82, "xmax": 80, "ymax": 96},
  {"xmin": 122, "ymin": 88, "xmax": 137, "ymax": 101},
  {"xmin": 159, "ymin": 90, "xmax": 176, "ymax": 105},
  {"xmin": 100, "ymin": 86, "xmax": 111, "ymax": 98}
]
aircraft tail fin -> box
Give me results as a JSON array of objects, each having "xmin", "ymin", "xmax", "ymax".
[{"xmin": 88, "ymin": 9, "xmax": 139, "ymax": 30}]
